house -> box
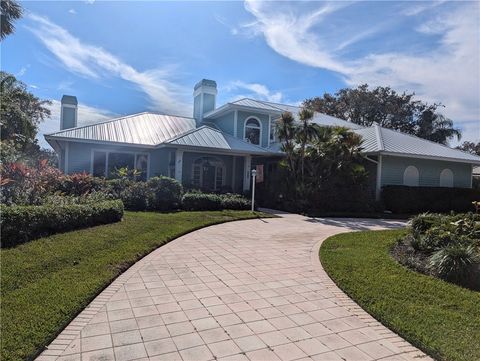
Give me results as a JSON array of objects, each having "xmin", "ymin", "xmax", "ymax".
[{"xmin": 45, "ymin": 79, "xmax": 480, "ymax": 199}]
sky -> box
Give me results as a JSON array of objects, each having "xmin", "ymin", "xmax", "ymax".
[{"xmin": 2, "ymin": 0, "xmax": 479, "ymax": 149}]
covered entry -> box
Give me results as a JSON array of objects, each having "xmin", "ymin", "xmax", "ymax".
[{"xmin": 191, "ymin": 156, "xmax": 226, "ymax": 192}]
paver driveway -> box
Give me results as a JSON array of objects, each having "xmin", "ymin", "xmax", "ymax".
[{"xmin": 37, "ymin": 212, "xmax": 431, "ymax": 361}]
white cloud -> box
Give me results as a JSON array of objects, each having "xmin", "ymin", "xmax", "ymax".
[
  {"xmin": 242, "ymin": 0, "xmax": 480, "ymax": 142},
  {"xmin": 68, "ymin": 9, "xmax": 76, "ymax": 15},
  {"xmin": 227, "ymin": 81, "xmax": 283, "ymax": 103},
  {"xmin": 16, "ymin": 65, "xmax": 29, "ymax": 77},
  {"xmin": 26, "ymin": 13, "xmax": 191, "ymax": 116},
  {"xmin": 38, "ymin": 100, "xmax": 116, "ymax": 149}
]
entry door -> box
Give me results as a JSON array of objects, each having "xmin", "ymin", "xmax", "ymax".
[{"xmin": 203, "ymin": 165, "xmax": 216, "ymax": 191}]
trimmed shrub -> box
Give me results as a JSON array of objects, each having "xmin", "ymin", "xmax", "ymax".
[
  {"xmin": 0, "ymin": 200, "xmax": 124, "ymax": 247},
  {"xmin": 182, "ymin": 193, "xmax": 222, "ymax": 211},
  {"xmin": 220, "ymin": 194, "xmax": 251, "ymax": 210},
  {"xmin": 382, "ymin": 185, "xmax": 480, "ymax": 214},
  {"xmin": 146, "ymin": 176, "xmax": 183, "ymax": 211},
  {"xmin": 120, "ymin": 182, "xmax": 151, "ymax": 211}
]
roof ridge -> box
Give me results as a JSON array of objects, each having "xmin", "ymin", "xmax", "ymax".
[
  {"xmin": 374, "ymin": 123, "xmax": 385, "ymax": 151},
  {"xmin": 164, "ymin": 125, "xmax": 211, "ymax": 144},
  {"xmin": 379, "ymin": 125, "xmax": 480, "ymax": 159},
  {"xmin": 46, "ymin": 111, "xmax": 195, "ymax": 137},
  {"xmin": 45, "ymin": 112, "xmax": 149, "ymax": 136}
]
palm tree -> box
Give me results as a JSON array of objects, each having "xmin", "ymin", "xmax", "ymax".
[
  {"xmin": 1, "ymin": 0, "xmax": 23, "ymax": 41},
  {"xmin": 416, "ymin": 110, "xmax": 461, "ymax": 145},
  {"xmin": 296, "ymin": 108, "xmax": 318, "ymax": 180},
  {"xmin": 276, "ymin": 112, "xmax": 297, "ymax": 175}
]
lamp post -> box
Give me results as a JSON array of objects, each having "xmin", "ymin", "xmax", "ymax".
[{"xmin": 251, "ymin": 169, "xmax": 257, "ymax": 212}]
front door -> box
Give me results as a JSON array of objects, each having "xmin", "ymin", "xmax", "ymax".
[{"xmin": 203, "ymin": 164, "xmax": 216, "ymax": 191}]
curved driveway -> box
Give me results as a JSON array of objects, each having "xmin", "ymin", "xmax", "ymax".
[{"xmin": 37, "ymin": 211, "xmax": 431, "ymax": 361}]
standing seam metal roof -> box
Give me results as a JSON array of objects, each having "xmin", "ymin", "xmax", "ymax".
[
  {"xmin": 46, "ymin": 113, "xmax": 196, "ymax": 146},
  {"xmin": 354, "ymin": 124, "xmax": 480, "ymax": 164}
]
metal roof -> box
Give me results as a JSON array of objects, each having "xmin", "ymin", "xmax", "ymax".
[
  {"xmin": 354, "ymin": 124, "xmax": 480, "ymax": 164},
  {"xmin": 46, "ymin": 112, "xmax": 196, "ymax": 146},
  {"xmin": 166, "ymin": 126, "xmax": 274, "ymax": 155}
]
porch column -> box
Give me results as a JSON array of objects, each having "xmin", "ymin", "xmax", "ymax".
[
  {"xmin": 375, "ymin": 155, "xmax": 383, "ymax": 201},
  {"xmin": 175, "ymin": 149, "xmax": 184, "ymax": 183},
  {"xmin": 243, "ymin": 155, "xmax": 251, "ymax": 192}
]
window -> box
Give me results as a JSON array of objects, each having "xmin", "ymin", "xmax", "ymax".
[
  {"xmin": 93, "ymin": 151, "xmax": 107, "ymax": 177},
  {"xmin": 244, "ymin": 117, "xmax": 261, "ymax": 145},
  {"xmin": 440, "ymin": 168, "xmax": 454, "ymax": 187},
  {"xmin": 91, "ymin": 150, "xmax": 149, "ymax": 179},
  {"xmin": 192, "ymin": 157, "xmax": 225, "ymax": 191},
  {"xmin": 403, "ymin": 165, "xmax": 419, "ymax": 186},
  {"xmin": 109, "ymin": 153, "xmax": 135, "ymax": 176},
  {"xmin": 269, "ymin": 120, "xmax": 276, "ymax": 143},
  {"xmin": 135, "ymin": 154, "xmax": 148, "ymax": 181}
]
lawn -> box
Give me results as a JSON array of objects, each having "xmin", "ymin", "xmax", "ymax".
[
  {"xmin": 1, "ymin": 210, "xmax": 266, "ymax": 361},
  {"xmin": 320, "ymin": 229, "xmax": 480, "ymax": 361}
]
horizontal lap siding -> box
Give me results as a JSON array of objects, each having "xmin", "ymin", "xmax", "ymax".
[{"xmin": 381, "ymin": 155, "xmax": 472, "ymax": 188}]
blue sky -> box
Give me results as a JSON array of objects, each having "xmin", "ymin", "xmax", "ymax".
[{"xmin": 2, "ymin": 1, "xmax": 479, "ymax": 148}]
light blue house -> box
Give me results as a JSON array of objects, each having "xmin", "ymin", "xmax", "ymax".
[{"xmin": 46, "ymin": 79, "xmax": 480, "ymax": 198}]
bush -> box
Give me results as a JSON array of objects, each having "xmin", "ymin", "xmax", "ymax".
[
  {"xmin": 120, "ymin": 182, "xmax": 151, "ymax": 211},
  {"xmin": 428, "ymin": 244, "xmax": 480, "ymax": 289},
  {"xmin": 181, "ymin": 192, "xmax": 252, "ymax": 211},
  {"xmin": 182, "ymin": 193, "xmax": 222, "ymax": 211},
  {"xmin": 394, "ymin": 212, "xmax": 480, "ymax": 290},
  {"xmin": 146, "ymin": 176, "xmax": 183, "ymax": 211},
  {"xmin": 0, "ymin": 200, "xmax": 124, "ymax": 247},
  {"xmin": 221, "ymin": 194, "xmax": 251, "ymax": 210},
  {"xmin": 382, "ymin": 186, "xmax": 480, "ymax": 214}
]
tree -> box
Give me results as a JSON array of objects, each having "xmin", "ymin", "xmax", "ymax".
[
  {"xmin": 1, "ymin": 0, "xmax": 22, "ymax": 40},
  {"xmin": 276, "ymin": 111, "xmax": 297, "ymax": 176},
  {"xmin": 0, "ymin": 71, "xmax": 52, "ymax": 164},
  {"xmin": 456, "ymin": 141, "xmax": 480, "ymax": 156},
  {"xmin": 296, "ymin": 108, "xmax": 317, "ymax": 180},
  {"xmin": 304, "ymin": 84, "xmax": 461, "ymax": 145}
]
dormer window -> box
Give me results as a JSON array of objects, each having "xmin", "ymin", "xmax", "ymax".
[{"xmin": 244, "ymin": 117, "xmax": 261, "ymax": 145}]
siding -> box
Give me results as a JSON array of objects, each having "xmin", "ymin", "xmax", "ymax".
[
  {"xmin": 214, "ymin": 112, "xmax": 235, "ymax": 135},
  {"xmin": 237, "ymin": 111, "xmax": 270, "ymax": 148},
  {"xmin": 381, "ymin": 155, "xmax": 472, "ymax": 188}
]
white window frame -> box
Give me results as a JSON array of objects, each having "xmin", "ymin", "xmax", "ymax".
[
  {"xmin": 403, "ymin": 165, "xmax": 419, "ymax": 186},
  {"xmin": 439, "ymin": 168, "xmax": 454, "ymax": 187},
  {"xmin": 243, "ymin": 116, "xmax": 262, "ymax": 146},
  {"xmin": 191, "ymin": 156, "xmax": 226, "ymax": 191},
  {"xmin": 90, "ymin": 149, "xmax": 150, "ymax": 179}
]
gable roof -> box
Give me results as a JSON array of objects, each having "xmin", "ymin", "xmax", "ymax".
[
  {"xmin": 46, "ymin": 112, "xmax": 196, "ymax": 146},
  {"xmin": 166, "ymin": 126, "xmax": 275, "ymax": 155},
  {"xmin": 204, "ymin": 97, "xmax": 362, "ymax": 130},
  {"xmin": 355, "ymin": 124, "xmax": 480, "ymax": 164}
]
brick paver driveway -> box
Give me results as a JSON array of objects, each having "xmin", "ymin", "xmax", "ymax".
[{"xmin": 38, "ymin": 212, "xmax": 431, "ymax": 361}]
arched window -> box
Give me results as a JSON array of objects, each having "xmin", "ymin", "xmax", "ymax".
[
  {"xmin": 244, "ymin": 117, "xmax": 261, "ymax": 145},
  {"xmin": 192, "ymin": 157, "xmax": 225, "ymax": 191},
  {"xmin": 440, "ymin": 168, "xmax": 454, "ymax": 187},
  {"xmin": 403, "ymin": 165, "xmax": 419, "ymax": 186}
]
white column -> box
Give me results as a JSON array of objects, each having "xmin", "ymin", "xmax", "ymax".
[
  {"xmin": 175, "ymin": 149, "xmax": 184, "ymax": 183},
  {"xmin": 375, "ymin": 155, "xmax": 383, "ymax": 201},
  {"xmin": 267, "ymin": 114, "xmax": 271, "ymax": 147},
  {"xmin": 243, "ymin": 155, "xmax": 251, "ymax": 192},
  {"xmin": 65, "ymin": 142, "xmax": 70, "ymax": 174},
  {"xmin": 232, "ymin": 156, "xmax": 236, "ymax": 191},
  {"xmin": 233, "ymin": 110, "xmax": 238, "ymax": 137}
]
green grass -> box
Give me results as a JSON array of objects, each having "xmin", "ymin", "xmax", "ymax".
[
  {"xmin": 320, "ymin": 229, "xmax": 480, "ymax": 361},
  {"xmin": 1, "ymin": 210, "xmax": 267, "ymax": 361}
]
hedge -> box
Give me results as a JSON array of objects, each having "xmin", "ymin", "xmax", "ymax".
[
  {"xmin": 182, "ymin": 193, "xmax": 251, "ymax": 211},
  {"xmin": 1, "ymin": 200, "xmax": 124, "ymax": 247},
  {"xmin": 382, "ymin": 186, "xmax": 480, "ymax": 214}
]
